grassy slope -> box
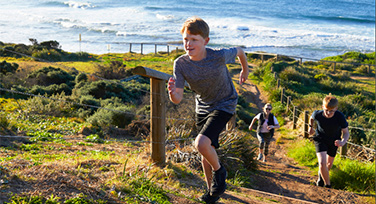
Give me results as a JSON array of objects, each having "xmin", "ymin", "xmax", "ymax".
[{"xmin": 0, "ymin": 51, "xmax": 375, "ymax": 203}]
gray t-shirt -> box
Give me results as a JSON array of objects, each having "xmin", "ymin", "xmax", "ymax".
[{"xmin": 173, "ymin": 47, "xmax": 238, "ymax": 114}]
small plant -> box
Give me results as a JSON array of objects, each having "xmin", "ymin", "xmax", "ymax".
[{"xmin": 85, "ymin": 134, "xmax": 104, "ymax": 143}]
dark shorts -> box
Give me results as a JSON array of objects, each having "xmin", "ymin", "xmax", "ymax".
[
  {"xmin": 314, "ymin": 138, "xmax": 338, "ymax": 157},
  {"xmin": 196, "ymin": 110, "xmax": 233, "ymax": 149}
]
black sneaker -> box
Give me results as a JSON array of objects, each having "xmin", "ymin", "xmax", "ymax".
[
  {"xmin": 324, "ymin": 184, "xmax": 331, "ymax": 188},
  {"xmin": 316, "ymin": 172, "xmax": 324, "ymax": 187},
  {"xmin": 199, "ymin": 191, "xmax": 220, "ymax": 204},
  {"xmin": 210, "ymin": 165, "xmax": 227, "ymax": 197}
]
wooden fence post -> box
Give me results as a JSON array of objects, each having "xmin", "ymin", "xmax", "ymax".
[
  {"xmin": 167, "ymin": 45, "xmax": 169, "ymax": 55},
  {"xmin": 281, "ymin": 88, "xmax": 285, "ymax": 104},
  {"xmin": 129, "ymin": 43, "xmax": 132, "ymax": 53},
  {"xmin": 155, "ymin": 44, "xmax": 157, "ymax": 54},
  {"xmin": 132, "ymin": 66, "xmax": 190, "ymax": 166},
  {"xmin": 286, "ymin": 96, "xmax": 291, "ymax": 114},
  {"xmin": 150, "ymin": 78, "xmax": 166, "ymax": 166},
  {"xmin": 141, "ymin": 43, "xmax": 144, "ymax": 55},
  {"xmin": 304, "ymin": 111, "xmax": 309, "ymax": 138},
  {"xmin": 277, "ymin": 79, "xmax": 280, "ymax": 88},
  {"xmin": 293, "ymin": 106, "xmax": 297, "ymax": 129},
  {"xmin": 340, "ymin": 143, "xmax": 348, "ymax": 157}
]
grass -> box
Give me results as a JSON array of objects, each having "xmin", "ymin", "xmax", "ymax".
[
  {"xmin": 287, "ymin": 136, "xmax": 375, "ymax": 194},
  {"xmin": 1, "ymin": 50, "xmax": 375, "ymax": 203}
]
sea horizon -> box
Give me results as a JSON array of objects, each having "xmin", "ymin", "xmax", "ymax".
[{"xmin": 0, "ymin": 0, "xmax": 374, "ymax": 60}]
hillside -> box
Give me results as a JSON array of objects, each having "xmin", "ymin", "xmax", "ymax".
[
  {"xmin": 0, "ymin": 74, "xmax": 373, "ymax": 204},
  {"xmin": 0, "ymin": 44, "xmax": 375, "ymax": 203}
]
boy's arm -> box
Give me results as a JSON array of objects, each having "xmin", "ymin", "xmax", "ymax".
[
  {"xmin": 335, "ymin": 127, "xmax": 349, "ymax": 147},
  {"xmin": 168, "ymin": 77, "xmax": 184, "ymax": 104},
  {"xmin": 308, "ymin": 116, "xmax": 315, "ymax": 135},
  {"xmin": 236, "ymin": 47, "xmax": 249, "ymax": 85},
  {"xmin": 248, "ymin": 117, "xmax": 257, "ymax": 131}
]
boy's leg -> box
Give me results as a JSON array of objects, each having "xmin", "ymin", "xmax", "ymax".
[
  {"xmin": 317, "ymin": 151, "xmax": 330, "ymax": 186},
  {"xmin": 195, "ymin": 110, "xmax": 232, "ymax": 197},
  {"xmin": 263, "ymin": 133, "xmax": 271, "ymax": 162},
  {"xmin": 195, "ymin": 134, "xmax": 220, "ymax": 171},
  {"xmin": 257, "ymin": 133, "xmax": 265, "ymax": 160}
]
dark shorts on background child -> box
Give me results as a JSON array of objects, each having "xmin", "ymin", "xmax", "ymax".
[
  {"xmin": 196, "ymin": 110, "xmax": 233, "ymax": 149},
  {"xmin": 314, "ymin": 139, "xmax": 338, "ymax": 157}
]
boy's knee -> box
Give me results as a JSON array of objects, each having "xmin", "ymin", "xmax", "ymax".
[{"xmin": 194, "ymin": 134, "xmax": 210, "ymax": 151}]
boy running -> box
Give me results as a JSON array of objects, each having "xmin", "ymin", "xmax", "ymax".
[{"xmin": 168, "ymin": 16, "xmax": 249, "ymax": 203}]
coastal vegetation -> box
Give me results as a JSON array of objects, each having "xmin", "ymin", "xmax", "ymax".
[{"xmin": 0, "ymin": 40, "xmax": 375, "ymax": 203}]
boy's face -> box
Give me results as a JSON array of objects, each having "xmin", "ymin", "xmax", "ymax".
[
  {"xmin": 182, "ymin": 30, "xmax": 209, "ymax": 61},
  {"xmin": 322, "ymin": 105, "xmax": 337, "ymax": 118}
]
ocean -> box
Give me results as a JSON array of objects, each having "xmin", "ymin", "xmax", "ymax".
[{"xmin": 0, "ymin": 0, "xmax": 375, "ymax": 60}]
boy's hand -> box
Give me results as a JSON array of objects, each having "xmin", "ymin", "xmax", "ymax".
[
  {"xmin": 308, "ymin": 127, "xmax": 315, "ymax": 135},
  {"xmin": 168, "ymin": 77, "xmax": 176, "ymax": 95},
  {"xmin": 239, "ymin": 69, "xmax": 249, "ymax": 85},
  {"xmin": 334, "ymin": 139, "xmax": 346, "ymax": 147}
]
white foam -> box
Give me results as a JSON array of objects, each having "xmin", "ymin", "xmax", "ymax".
[{"xmin": 64, "ymin": 1, "xmax": 95, "ymax": 9}]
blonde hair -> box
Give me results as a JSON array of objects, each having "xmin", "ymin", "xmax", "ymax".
[
  {"xmin": 323, "ymin": 94, "xmax": 338, "ymax": 108},
  {"xmin": 264, "ymin": 103, "xmax": 272, "ymax": 109},
  {"xmin": 180, "ymin": 16, "xmax": 209, "ymax": 39}
]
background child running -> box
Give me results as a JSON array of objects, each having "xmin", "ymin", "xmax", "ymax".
[
  {"xmin": 249, "ymin": 103, "xmax": 280, "ymax": 162},
  {"xmin": 167, "ymin": 16, "xmax": 249, "ymax": 203},
  {"xmin": 309, "ymin": 94, "xmax": 349, "ymax": 188}
]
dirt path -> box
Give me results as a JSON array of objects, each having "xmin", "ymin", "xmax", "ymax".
[{"xmin": 215, "ymin": 66, "xmax": 373, "ymax": 204}]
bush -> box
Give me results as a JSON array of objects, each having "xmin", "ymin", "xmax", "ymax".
[
  {"xmin": 87, "ymin": 103, "xmax": 135, "ymax": 128},
  {"xmin": 27, "ymin": 66, "xmax": 75, "ymax": 87},
  {"xmin": 32, "ymin": 48, "xmax": 62, "ymax": 62},
  {"xmin": 0, "ymin": 60, "xmax": 19, "ymax": 74},
  {"xmin": 75, "ymin": 73, "xmax": 88, "ymax": 84}
]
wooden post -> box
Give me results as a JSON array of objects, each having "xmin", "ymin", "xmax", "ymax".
[
  {"xmin": 167, "ymin": 45, "xmax": 169, "ymax": 55},
  {"xmin": 304, "ymin": 111, "xmax": 309, "ymax": 138},
  {"xmin": 340, "ymin": 143, "xmax": 348, "ymax": 157},
  {"xmin": 367, "ymin": 65, "xmax": 371, "ymax": 74},
  {"xmin": 176, "ymin": 47, "xmax": 178, "ymax": 55},
  {"xmin": 150, "ymin": 78, "xmax": 166, "ymax": 166},
  {"xmin": 293, "ymin": 106, "xmax": 297, "ymax": 129},
  {"xmin": 141, "ymin": 43, "xmax": 144, "ymax": 55},
  {"xmin": 277, "ymin": 79, "xmax": 280, "ymax": 88},
  {"xmin": 155, "ymin": 44, "xmax": 157, "ymax": 54},
  {"xmin": 132, "ymin": 66, "xmax": 190, "ymax": 166},
  {"xmin": 281, "ymin": 88, "xmax": 285, "ymax": 104},
  {"xmin": 273, "ymin": 72, "xmax": 277, "ymax": 79},
  {"xmin": 286, "ymin": 96, "xmax": 291, "ymax": 114},
  {"xmin": 261, "ymin": 54, "xmax": 264, "ymax": 64},
  {"xmin": 129, "ymin": 43, "xmax": 132, "ymax": 53}
]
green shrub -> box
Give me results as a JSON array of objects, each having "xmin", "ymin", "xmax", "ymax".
[
  {"xmin": 0, "ymin": 60, "xmax": 19, "ymax": 74},
  {"xmin": 75, "ymin": 73, "xmax": 88, "ymax": 84},
  {"xmin": 87, "ymin": 102, "xmax": 135, "ymax": 128},
  {"xmin": 27, "ymin": 66, "xmax": 75, "ymax": 87},
  {"xmin": 32, "ymin": 48, "xmax": 62, "ymax": 62}
]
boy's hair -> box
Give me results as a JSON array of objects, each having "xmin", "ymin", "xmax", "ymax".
[
  {"xmin": 180, "ymin": 16, "xmax": 209, "ymax": 39},
  {"xmin": 323, "ymin": 94, "xmax": 338, "ymax": 108},
  {"xmin": 264, "ymin": 103, "xmax": 272, "ymax": 109}
]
